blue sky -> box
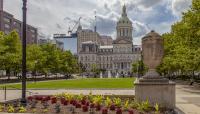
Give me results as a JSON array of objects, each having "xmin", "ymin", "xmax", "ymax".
[{"xmin": 4, "ymin": 0, "xmax": 192, "ymax": 45}]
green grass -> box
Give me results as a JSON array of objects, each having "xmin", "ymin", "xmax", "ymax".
[{"xmin": 0, "ymin": 78, "xmax": 135, "ymax": 89}]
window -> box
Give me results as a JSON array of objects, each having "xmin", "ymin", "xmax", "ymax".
[
  {"xmin": 4, "ymin": 24, "xmax": 10, "ymax": 29},
  {"xmin": 14, "ymin": 21, "xmax": 21, "ymax": 27},
  {"xmin": 123, "ymin": 29, "xmax": 125, "ymax": 36},
  {"xmin": 31, "ymin": 29, "xmax": 36, "ymax": 33},
  {"xmin": 4, "ymin": 17, "xmax": 11, "ymax": 23},
  {"xmin": 32, "ymin": 34, "xmax": 35, "ymax": 38}
]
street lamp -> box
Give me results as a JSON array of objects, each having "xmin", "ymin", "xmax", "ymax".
[
  {"xmin": 34, "ymin": 60, "xmax": 38, "ymax": 83},
  {"xmin": 21, "ymin": 0, "xmax": 27, "ymax": 106}
]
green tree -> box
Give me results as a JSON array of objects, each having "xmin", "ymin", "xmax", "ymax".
[
  {"xmin": 132, "ymin": 60, "xmax": 148, "ymax": 76},
  {"xmin": 27, "ymin": 44, "xmax": 46, "ymax": 76},
  {"xmin": 0, "ymin": 31, "xmax": 21, "ymax": 79},
  {"xmin": 159, "ymin": 0, "xmax": 200, "ymax": 79},
  {"xmin": 91, "ymin": 64, "xmax": 100, "ymax": 77}
]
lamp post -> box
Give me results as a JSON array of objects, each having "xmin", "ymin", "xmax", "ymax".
[
  {"xmin": 21, "ymin": 0, "xmax": 27, "ymax": 106},
  {"xmin": 34, "ymin": 60, "xmax": 38, "ymax": 83}
]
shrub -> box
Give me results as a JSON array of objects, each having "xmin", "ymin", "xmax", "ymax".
[
  {"xmin": 154, "ymin": 103, "xmax": 160, "ymax": 114},
  {"xmin": 130, "ymin": 101, "xmax": 139, "ymax": 109},
  {"xmin": 7, "ymin": 105, "xmax": 15, "ymax": 113},
  {"xmin": 123, "ymin": 100, "xmax": 129, "ymax": 111},
  {"xmin": 93, "ymin": 95, "xmax": 103, "ymax": 105},
  {"xmin": 113, "ymin": 98, "xmax": 121, "ymax": 108},
  {"xmin": 42, "ymin": 108, "xmax": 49, "ymax": 113},
  {"xmin": 0, "ymin": 104, "xmax": 3, "ymax": 112},
  {"xmin": 31, "ymin": 108, "xmax": 37, "ymax": 113},
  {"xmin": 137, "ymin": 100, "xmax": 151, "ymax": 112},
  {"xmin": 105, "ymin": 97, "xmax": 112, "ymax": 108},
  {"xmin": 18, "ymin": 106, "xmax": 27, "ymax": 113}
]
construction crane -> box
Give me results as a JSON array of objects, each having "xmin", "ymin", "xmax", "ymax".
[{"xmin": 68, "ymin": 17, "xmax": 82, "ymax": 35}]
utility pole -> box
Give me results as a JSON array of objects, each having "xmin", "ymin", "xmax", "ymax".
[{"xmin": 21, "ymin": 0, "xmax": 27, "ymax": 106}]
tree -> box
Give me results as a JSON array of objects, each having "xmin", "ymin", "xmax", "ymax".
[
  {"xmin": 158, "ymin": 0, "xmax": 200, "ymax": 79},
  {"xmin": 91, "ymin": 64, "xmax": 100, "ymax": 77},
  {"xmin": 27, "ymin": 44, "xmax": 45, "ymax": 76},
  {"xmin": 0, "ymin": 31, "xmax": 21, "ymax": 79},
  {"xmin": 132, "ymin": 60, "xmax": 148, "ymax": 77}
]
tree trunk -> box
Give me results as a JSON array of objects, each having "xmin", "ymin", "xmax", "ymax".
[{"xmin": 6, "ymin": 70, "xmax": 10, "ymax": 80}]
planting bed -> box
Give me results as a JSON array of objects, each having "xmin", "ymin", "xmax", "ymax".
[{"xmin": 0, "ymin": 93, "xmax": 174, "ymax": 114}]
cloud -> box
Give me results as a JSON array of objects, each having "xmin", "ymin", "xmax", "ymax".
[
  {"xmin": 172, "ymin": 0, "xmax": 192, "ymax": 17},
  {"xmin": 3, "ymin": 0, "xmax": 192, "ymax": 44}
]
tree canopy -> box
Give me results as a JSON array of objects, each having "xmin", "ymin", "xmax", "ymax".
[
  {"xmin": 158, "ymin": 0, "xmax": 200, "ymax": 77},
  {"xmin": 0, "ymin": 31, "xmax": 79, "ymax": 78}
]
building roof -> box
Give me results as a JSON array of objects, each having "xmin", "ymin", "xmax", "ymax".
[
  {"xmin": 143, "ymin": 30, "xmax": 161, "ymax": 39},
  {"xmin": 117, "ymin": 5, "xmax": 132, "ymax": 25},
  {"xmin": 101, "ymin": 35, "xmax": 112, "ymax": 39},
  {"xmin": 80, "ymin": 29, "xmax": 93, "ymax": 32},
  {"xmin": 82, "ymin": 41, "xmax": 95, "ymax": 44},
  {"xmin": 100, "ymin": 45, "xmax": 113, "ymax": 49}
]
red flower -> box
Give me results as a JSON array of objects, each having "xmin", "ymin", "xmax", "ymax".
[
  {"xmin": 95, "ymin": 104, "xmax": 101, "ymax": 111},
  {"xmin": 110, "ymin": 104, "xmax": 115, "ymax": 111},
  {"xmin": 82, "ymin": 105, "xmax": 88, "ymax": 112},
  {"xmin": 76, "ymin": 103, "xmax": 82, "ymax": 108},
  {"xmin": 81, "ymin": 99, "xmax": 86, "ymax": 105},
  {"xmin": 90, "ymin": 103, "xmax": 95, "ymax": 108},
  {"xmin": 60, "ymin": 98, "xmax": 66, "ymax": 104},
  {"xmin": 116, "ymin": 108, "xmax": 122, "ymax": 114},
  {"xmin": 102, "ymin": 108, "xmax": 108, "ymax": 114},
  {"xmin": 63, "ymin": 100, "xmax": 68, "ymax": 106},
  {"xmin": 128, "ymin": 109, "xmax": 134, "ymax": 114}
]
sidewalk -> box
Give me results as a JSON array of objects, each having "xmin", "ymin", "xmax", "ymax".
[
  {"xmin": 0, "ymin": 84, "xmax": 200, "ymax": 114},
  {"xmin": 176, "ymin": 84, "xmax": 200, "ymax": 114}
]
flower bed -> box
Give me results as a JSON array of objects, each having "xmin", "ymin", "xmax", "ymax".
[{"xmin": 0, "ymin": 93, "xmax": 173, "ymax": 114}]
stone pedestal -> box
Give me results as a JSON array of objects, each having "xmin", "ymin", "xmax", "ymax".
[
  {"xmin": 116, "ymin": 72, "xmax": 119, "ymax": 78},
  {"xmin": 135, "ymin": 79, "xmax": 176, "ymax": 109},
  {"xmin": 100, "ymin": 72, "xmax": 103, "ymax": 78},
  {"xmin": 108, "ymin": 71, "xmax": 111, "ymax": 78}
]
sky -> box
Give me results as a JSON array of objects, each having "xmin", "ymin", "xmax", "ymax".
[{"xmin": 4, "ymin": 0, "xmax": 192, "ymax": 45}]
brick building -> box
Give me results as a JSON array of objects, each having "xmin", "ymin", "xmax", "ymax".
[{"xmin": 0, "ymin": 0, "xmax": 38, "ymax": 44}]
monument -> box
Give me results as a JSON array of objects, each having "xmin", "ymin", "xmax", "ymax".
[
  {"xmin": 116, "ymin": 72, "xmax": 119, "ymax": 78},
  {"xmin": 108, "ymin": 71, "xmax": 112, "ymax": 78},
  {"xmin": 100, "ymin": 72, "xmax": 103, "ymax": 78},
  {"xmin": 135, "ymin": 30, "xmax": 175, "ymax": 108}
]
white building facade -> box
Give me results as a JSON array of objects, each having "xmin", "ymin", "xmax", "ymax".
[{"xmin": 78, "ymin": 5, "xmax": 141, "ymax": 77}]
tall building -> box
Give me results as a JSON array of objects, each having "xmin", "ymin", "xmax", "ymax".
[
  {"xmin": 77, "ymin": 27, "xmax": 101, "ymax": 53},
  {"xmin": 38, "ymin": 38, "xmax": 64, "ymax": 50},
  {"xmin": 100, "ymin": 35, "xmax": 113, "ymax": 46},
  {"xmin": 53, "ymin": 33, "xmax": 78, "ymax": 54},
  {"xmin": 0, "ymin": 0, "xmax": 38, "ymax": 44},
  {"xmin": 78, "ymin": 5, "xmax": 141, "ymax": 77}
]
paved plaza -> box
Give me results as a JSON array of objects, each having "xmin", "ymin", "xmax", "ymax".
[{"xmin": 0, "ymin": 83, "xmax": 200, "ymax": 114}]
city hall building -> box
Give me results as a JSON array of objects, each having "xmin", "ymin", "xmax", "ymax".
[{"xmin": 78, "ymin": 5, "xmax": 141, "ymax": 77}]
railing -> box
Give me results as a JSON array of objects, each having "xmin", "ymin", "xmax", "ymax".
[{"xmin": 0, "ymin": 85, "xmax": 38, "ymax": 103}]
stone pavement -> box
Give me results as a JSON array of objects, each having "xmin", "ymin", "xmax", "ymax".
[
  {"xmin": 0, "ymin": 84, "xmax": 200, "ymax": 114},
  {"xmin": 176, "ymin": 84, "xmax": 200, "ymax": 114}
]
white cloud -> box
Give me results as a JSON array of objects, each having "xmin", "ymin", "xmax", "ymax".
[
  {"xmin": 3, "ymin": 0, "xmax": 192, "ymax": 44},
  {"xmin": 172, "ymin": 0, "xmax": 192, "ymax": 17}
]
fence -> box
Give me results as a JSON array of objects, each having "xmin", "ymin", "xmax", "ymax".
[{"xmin": 0, "ymin": 85, "xmax": 38, "ymax": 103}]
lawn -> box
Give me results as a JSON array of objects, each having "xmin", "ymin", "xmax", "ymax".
[{"xmin": 0, "ymin": 78, "xmax": 135, "ymax": 89}]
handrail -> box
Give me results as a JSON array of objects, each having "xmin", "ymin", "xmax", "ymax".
[{"xmin": 3, "ymin": 85, "xmax": 39, "ymax": 95}]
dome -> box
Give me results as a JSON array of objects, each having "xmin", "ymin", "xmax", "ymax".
[
  {"xmin": 118, "ymin": 16, "xmax": 132, "ymax": 24},
  {"xmin": 143, "ymin": 30, "xmax": 161, "ymax": 39}
]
